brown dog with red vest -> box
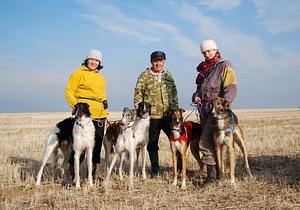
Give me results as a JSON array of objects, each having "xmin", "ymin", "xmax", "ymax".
[{"xmin": 169, "ymin": 108, "xmax": 202, "ymax": 189}]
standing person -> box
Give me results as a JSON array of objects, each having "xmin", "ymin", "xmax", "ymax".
[
  {"xmin": 65, "ymin": 49, "xmax": 108, "ymax": 184},
  {"xmin": 134, "ymin": 51, "xmax": 179, "ymax": 177},
  {"xmin": 191, "ymin": 39, "xmax": 237, "ymax": 187}
]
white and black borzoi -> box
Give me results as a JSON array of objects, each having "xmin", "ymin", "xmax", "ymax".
[
  {"xmin": 103, "ymin": 107, "xmax": 136, "ymax": 176},
  {"xmin": 103, "ymin": 101, "xmax": 151, "ymax": 188},
  {"xmin": 35, "ymin": 103, "xmax": 95, "ymax": 189}
]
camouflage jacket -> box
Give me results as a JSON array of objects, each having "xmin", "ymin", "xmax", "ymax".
[{"xmin": 134, "ymin": 68, "xmax": 178, "ymax": 119}]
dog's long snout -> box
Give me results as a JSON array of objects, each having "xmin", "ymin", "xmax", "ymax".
[
  {"xmin": 119, "ymin": 121, "xmax": 125, "ymax": 128},
  {"xmin": 211, "ymin": 107, "xmax": 217, "ymax": 117}
]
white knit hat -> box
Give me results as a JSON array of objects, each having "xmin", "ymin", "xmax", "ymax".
[
  {"xmin": 200, "ymin": 39, "xmax": 218, "ymax": 52},
  {"xmin": 86, "ymin": 49, "xmax": 102, "ymax": 62}
]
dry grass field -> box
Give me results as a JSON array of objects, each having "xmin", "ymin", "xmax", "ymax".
[{"xmin": 0, "ymin": 109, "xmax": 299, "ymax": 209}]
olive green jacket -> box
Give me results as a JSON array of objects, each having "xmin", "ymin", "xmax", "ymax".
[{"xmin": 134, "ymin": 68, "xmax": 178, "ymax": 119}]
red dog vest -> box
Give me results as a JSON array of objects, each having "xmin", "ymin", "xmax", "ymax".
[{"xmin": 170, "ymin": 121, "xmax": 193, "ymax": 143}]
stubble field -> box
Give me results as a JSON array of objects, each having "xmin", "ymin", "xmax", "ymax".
[{"xmin": 0, "ymin": 109, "xmax": 299, "ymax": 209}]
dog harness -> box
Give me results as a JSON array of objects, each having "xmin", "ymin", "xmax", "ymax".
[
  {"xmin": 228, "ymin": 110, "xmax": 236, "ymax": 132},
  {"xmin": 217, "ymin": 110, "xmax": 236, "ymax": 133},
  {"xmin": 170, "ymin": 121, "xmax": 193, "ymax": 143}
]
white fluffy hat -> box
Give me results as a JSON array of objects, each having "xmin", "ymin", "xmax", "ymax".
[
  {"xmin": 86, "ymin": 49, "xmax": 102, "ymax": 62},
  {"xmin": 200, "ymin": 39, "xmax": 218, "ymax": 52}
]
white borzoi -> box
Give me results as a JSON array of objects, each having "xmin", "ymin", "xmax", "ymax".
[
  {"xmin": 72, "ymin": 103, "xmax": 95, "ymax": 189},
  {"xmin": 103, "ymin": 101, "xmax": 151, "ymax": 188},
  {"xmin": 35, "ymin": 103, "xmax": 95, "ymax": 189}
]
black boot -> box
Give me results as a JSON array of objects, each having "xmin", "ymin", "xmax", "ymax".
[
  {"xmin": 148, "ymin": 151, "xmax": 159, "ymax": 177},
  {"xmin": 202, "ymin": 165, "xmax": 218, "ymax": 188}
]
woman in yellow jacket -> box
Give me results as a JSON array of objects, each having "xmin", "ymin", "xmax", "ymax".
[{"xmin": 65, "ymin": 49, "xmax": 108, "ymax": 184}]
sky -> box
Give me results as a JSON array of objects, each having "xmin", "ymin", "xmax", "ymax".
[{"xmin": 0, "ymin": 0, "xmax": 299, "ymax": 113}]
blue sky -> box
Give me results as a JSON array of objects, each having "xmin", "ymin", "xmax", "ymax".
[{"xmin": 0, "ymin": 0, "xmax": 299, "ymax": 112}]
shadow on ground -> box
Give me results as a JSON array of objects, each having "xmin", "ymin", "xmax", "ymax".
[
  {"xmin": 7, "ymin": 154, "xmax": 300, "ymax": 188},
  {"xmin": 7, "ymin": 156, "xmax": 63, "ymax": 182},
  {"xmin": 237, "ymin": 155, "xmax": 300, "ymax": 187}
]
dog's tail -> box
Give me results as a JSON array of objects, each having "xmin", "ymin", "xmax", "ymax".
[{"xmin": 44, "ymin": 127, "xmax": 60, "ymax": 151}]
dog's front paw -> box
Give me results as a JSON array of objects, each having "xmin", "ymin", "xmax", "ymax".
[
  {"xmin": 171, "ymin": 181, "xmax": 177, "ymax": 187},
  {"xmin": 230, "ymin": 181, "xmax": 237, "ymax": 189},
  {"xmin": 181, "ymin": 184, "xmax": 187, "ymax": 190},
  {"xmin": 88, "ymin": 182, "xmax": 94, "ymax": 189},
  {"xmin": 181, "ymin": 180, "xmax": 187, "ymax": 189}
]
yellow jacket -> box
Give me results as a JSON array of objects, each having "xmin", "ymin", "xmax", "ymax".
[{"xmin": 65, "ymin": 65, "xmax": 108, "ymax": 119}]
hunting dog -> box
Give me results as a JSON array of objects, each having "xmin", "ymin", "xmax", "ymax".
[
  {"xmin": 72, "ymin": 103, "xmax": 95, "ymax": 189},
  {"xmin": 35, "ymin": 103, "xmax": 94, "ymax": 189},
  {"xmin": 169, "ymin": 108, "xmax": 202, "ymax": 189},
  {"xmin": 103, "ymin": 107, "xmax": 136, "ymax": 177},
  {"xmin": 211, "ymin": 97, "xmax": 253, "ymax": 186},
  {"xmin": 103, "ymin": 101, "xmax": 151, "ymax": 188}
]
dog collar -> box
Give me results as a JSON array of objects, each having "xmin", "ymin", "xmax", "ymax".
[{"xmin": 76, "ymin": 121, "xmax": 84, "ymax": 128}]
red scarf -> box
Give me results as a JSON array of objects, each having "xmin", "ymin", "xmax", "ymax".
[{"xmin": 196, "ymin": 52, "xmax": 221, "ymax": 84}]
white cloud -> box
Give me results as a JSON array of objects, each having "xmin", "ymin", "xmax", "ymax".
[
  {"xmin": 198, "ymin": 0, "xmax": 241, "ymax": 11},
  {"xmin": 251, "ymin": 0, "xmax": 300, "ymax": 33},
  {"xmin": 76, "ymin": 0, "xmax": 199, "ymax": 58},
  {"xmin": 179, "ymin": 3, "xmax": 274, "ymax": 72},
  {"xmin": 83, "ymin": 14, "xmax": 161, "ymax": 43}
]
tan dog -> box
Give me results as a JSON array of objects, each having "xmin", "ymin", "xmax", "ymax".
[
  {"xmin": 211, "ymin": 97, "xmax": 253, "ymax": 186},
  {"xmin": 169, "ymin": 108, "xmax": 202, "ymax": 189}
]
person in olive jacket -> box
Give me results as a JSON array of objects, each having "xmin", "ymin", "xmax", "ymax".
[{"xmin": 134, "ymin": 51, "xmax": 179, "ymax": 177}]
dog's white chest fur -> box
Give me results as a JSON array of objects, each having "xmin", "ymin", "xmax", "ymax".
[
  {"xmin": 216, "ymin": 119, "xmax": 229, "ymax": 145},
  {"xmin": 172, "ymin": 130, "xmax": 181, "ymax": 140},
  {"xmin": 133, "ymin": 117, "xmax": 150, "ymax": 147},
  {"xmin": 115, "ymin": 117, "xmax": 150, "ymax": 153},
  {"xmin": 73, "ymin": 118, "xmax": 95, "ymax": 151}
]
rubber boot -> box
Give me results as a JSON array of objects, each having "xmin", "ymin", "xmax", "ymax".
[
  {"xmin": 148, "ymin": 151, "xmax": 159, "ymax": 177},
  {"xmin": 202, "ymin": 165, "xmax": 218, "ymax": 188}
]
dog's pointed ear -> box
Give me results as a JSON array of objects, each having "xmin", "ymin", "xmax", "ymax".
[
  {"xmin": 72, "ymin": 104, "xmax": 78, "ymax": 115},
  {"xmin": 72, "ymin": 107, "xmax": 76, "ymax": 115},
  {"xmin": 132, "ymin": 109, "xmax": 136, "ymax": 116},
  {"xmin": 123, "ymin": 107, "xmax": 130, "ymax": 112},
  {"xmin": 224, "ymin": 100, "xmax": 230, "ymax": 110}
]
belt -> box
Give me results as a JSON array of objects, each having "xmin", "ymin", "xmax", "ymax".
[
  {"xmin": 92, "ymin": 118, "xmax": 106, "ymax": 121},
  {"xmin": 78, "ymin": 97, "xmax": 103, "ymax": 103}
]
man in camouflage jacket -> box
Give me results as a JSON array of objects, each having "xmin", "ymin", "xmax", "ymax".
[{"xmin": 134, "ymin": 51, "xmax": 178, "ymax": 176}]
